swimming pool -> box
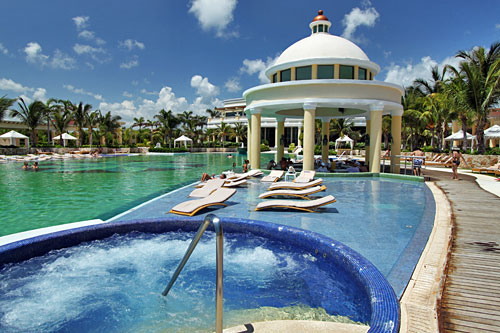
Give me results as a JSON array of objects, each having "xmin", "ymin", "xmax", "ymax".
[
  {"xmin": 0, "ymin": 154, "xmax": 244, "ymax": 236},
  {"xmin": 0, "ymin": 218, "xmax": 399, "ymax": 332}
]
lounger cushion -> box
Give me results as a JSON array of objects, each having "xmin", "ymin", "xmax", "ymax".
[
  {"xmin": 171, "ymin": 188, "xmax": 236, "ymax": 215},
  {"xmin": 268, "ymin": 178, "xmax": 323, "ymax": 190},
  {"xmin": 255, "ymin": 195, "xmax": 336, "ymax": 211}
]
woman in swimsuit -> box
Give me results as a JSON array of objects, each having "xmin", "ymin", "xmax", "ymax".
[{"xmin": 451, "ymin": 149, "xmax": 467, "ymax": 180}]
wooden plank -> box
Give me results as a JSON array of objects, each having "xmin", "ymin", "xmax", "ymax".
[
  {"xmin": 444, "ymin": 298, "xmax": 500, "ymax": 313},
  {"xmin": 441, "ymin": 309, "xmax": 500, "ymax": 328}
]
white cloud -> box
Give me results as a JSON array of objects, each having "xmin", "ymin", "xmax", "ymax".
[
  {"xmin": 383, "ymin": 50, "xmax": 392, "ymax": 59},
  {"xmin": 0, "ymin": 43, "xmax": 8, "ymax": 55},
  {"xmin": 140, "ymin": 88, "xmax": 157, "ymax": 95},
  {"xmin": 24, "ymin": 42, "xmax": 49, "ymax": 64},
  {"xmin": 0, "ymin": 78, "xmax": 48, "ymax": 103},
  {"xmin": 24, "ymin": 42, "xmax": 75, "ymax": 70},
  {"xmin": 72, "ymin": 16, "xmax": 89, "ymax": 30},
  {"xmin": 32, "ymin": 88, "xmax": 47, "ymax": 103},
  {"xmin": 99, "ymin": 86, "xmax": 189, "ymax": 124},
  {"xmin": 120, "ymin": 57, "xmax": 139, "ymax": 69},
  {"xmin": 131, "ymin": 80, "xmax": 139, "ymax": 86},
  {"xmin": 78, "ymin": 30, "xmax": 95, "ymax": 40},
  {"xmin": 51, "ymin": 50, "xmax": 76, "ymax": 70},
  {"xmin": 73, "ymin": 43, "xmax": 109, "ymax": 63},
  {"xmin": 190, "ymin": 75, "xmax": 219, "ymax": 102},
  {"xmin": 123, "ymin": 91, "xmax": 133, "ymax": 98},
  {"xmin": 384, "ymin": 55, "xmax": 462, "ymax": 87},
  {"xmin": 63, "ymin": 84, "xmax": 104, "ymax": 101},
  {"xmin": 240, "ymin": 56, "xmax": 278, "ymax": 83},
  {"xmin": 496, "ymin": 23, "xmax": 500, "ymax": 30},
  {"xmin": 0, "ymin": 78, "xmax": 32, "ymax": 93},
  {"xmin": 189, "ymin": 0, "xmax": 238, "ymax": 38},
  {"xmin": 119, "ymin": 39, "xmax": 145, "ymax": 51},
  {"xmin": 341, "ymin": 5, "xmax": 379, "ymax": 41},
  {"xmin": 225, "ymin": 77, "xmax": 241, "ymax": 92},
  {"xmin": 73, "ymin": 43, "xmax": 104, "ymax": 55}
]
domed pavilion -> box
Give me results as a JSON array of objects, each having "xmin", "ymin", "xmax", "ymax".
[{"xmin": 243, "ymin": 10, "xmax": 404, "ymax": 173}]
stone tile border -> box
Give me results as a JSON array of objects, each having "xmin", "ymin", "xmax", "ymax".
[{"xmin": 399, "ymin": 182, "xmax": 452, "ymax": 333}]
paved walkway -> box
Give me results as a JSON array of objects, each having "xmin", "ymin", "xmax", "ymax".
[{"xmin": 424, "ymin": 169, "xmax": 500, "ymax": 332}]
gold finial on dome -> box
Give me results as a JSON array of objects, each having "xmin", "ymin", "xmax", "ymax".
[{"xmin": 313, "ymin": 10, "xmax": 329, "ymax": 22}]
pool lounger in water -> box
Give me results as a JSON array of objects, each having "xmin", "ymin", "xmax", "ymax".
[
  {"xmin": 170, "ymin": 187, "xmax": 237, "ymax": 216},
  {"xmin": 258, "ymin": 185, "xmax": 327, "ymax": 200},
  {"xmin": 223, "ymin": 179, "xmax": 247, "ymax": 187},
  {"xmin": 255, "ymin": 195, "xmax": 336, "ymax": 212},
  {"xmin": 227, "ymin": 169, "xmax": 263, "ymax": 179},
  {"xmin": 294, "ymin": 170, "xmax": 316, "ymax": 183},
  {"xmin": 189, "ymin": 179, "xmax": 225, "ymax": 198},
  {"xmin": 268, "ymin": 178, "xmax": 323, "ymax": 190},
  {"xmin": 261, "ymin": 170, "xmax": 285, "ymax": 182}
]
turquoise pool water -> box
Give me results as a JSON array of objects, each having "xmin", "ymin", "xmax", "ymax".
[{"xmin": 0, "ymin": 154, "xmax": 244, "ymax": 236}]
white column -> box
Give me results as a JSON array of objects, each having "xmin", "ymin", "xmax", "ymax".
[
  {"xmin": 321, "ymin": 118, "xmax": 331, "ymax": 163},
  {"xmin": 303, "ymin": 103, "xmax": 317, "ymax": 171},
  {"xmin": 250, "ymin": 109, "xmax": 261, "ymax": 169},
  {"xmin": 369, "ymin": 104, "xmax": 384, "ymax": 173},
  {"xmin": 246, "ymin": 114, "xmax": 251, "ymax": 158},
  {"xmin": 391, "ymin": 110, "xmax": 403, "ymax": 174},
  {"xmin": 276, "ymin": 116, "xmax": 285, "ymax": 162},
  {"xmin": 298, "ymin": 125, "xmax": 302, "ymax": 147}
]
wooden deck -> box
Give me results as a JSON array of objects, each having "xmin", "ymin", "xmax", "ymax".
[{"xmin": 426, "ymin": 171, "xmax": 500, "ymax": 332}]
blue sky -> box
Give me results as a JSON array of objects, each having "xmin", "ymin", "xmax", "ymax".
[{"xmin": 0, "ymin": 0, "xmax": 499, "ymax": 124}]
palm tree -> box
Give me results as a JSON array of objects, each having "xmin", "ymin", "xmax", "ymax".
[
  {"xmin": 414, "ymin": 65, "xmax": 447, "ymax": 95},
  {"xmin": 132, "ymin": 117, "xmax": 145, "ymax": 132},
  {"xmin": 231, "ymin": 122, "xmax": 247, "ymax": 143},
  {"xmin": 446, "ymin": 42, "xmax": 500, "ymax": 153},
  {"xmin": 0, "ymin": 95, "xmax": 17, "ymax": 121},
  {"xmin": 100, "ymin": 111, "xmax": 122, "ymax": 146},
  {"xmin": 145, "ymin": 119, "xmax": 157, "ymax": 142},
  {"xmin": 52, "ymin": 109, "xmax": 72, "ymax": 146},
  {"xmin": 43, "ymin": 98, "xmax": 60, "ymax": 143},
  {"xmin": 86, "ymin": 110, "xmax": 101, "ymax": 148},
  {"xmin": 179, "ymin": 111, "xmax": 193, "ymax": 129},
  {"xmin": 155, "ymin": 109, "xmax": 179, "ymax": 147},
  {"xmin": 73, "ymin": 102, "xmax": 92, "ymax": 147},
  {"xmin": 206, "ymin": 108, "xmax": 221, "ymax": 118},
  {"xmin": 10, "ymin": 98, "xmax": 46, "ymax": 147},
  {"xmin": 216, "ymin": 121, "xmax": 232, "ymax": 147}
]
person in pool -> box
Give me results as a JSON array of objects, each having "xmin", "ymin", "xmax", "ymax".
[
  {"xmin": 22, "ymin": 161, "xmax": 30, "ymax": 170},
  {"xmin": 32, "ymin": 161, "xmax": 39, "ymax": 171}
]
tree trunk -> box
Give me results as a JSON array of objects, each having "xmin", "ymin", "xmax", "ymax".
[
  {"xmin": 461, "ymin": 116, "xmax": 468, "ymax": 151},
  {"xmin": 476, "ymin": 116, "xmax": 487, "ymax": 154}
]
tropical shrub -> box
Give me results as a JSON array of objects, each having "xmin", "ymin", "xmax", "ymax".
[
  {"xmin": 261, "ymin": 144, "xmax": 270, "ymax": 152},
  {"xmin": 149, "ymin": 147, "xmax": 188, "ymax": 153},
  {"xmin": 288, "ymin": 143, "xmax": 296, "ymax": 153}
]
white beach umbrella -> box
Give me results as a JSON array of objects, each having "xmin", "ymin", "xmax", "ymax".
[
  {"xmin": 0, "ymin": 130, "xmax": 29, "ymax": 147},
  {"xmin": 174, "ymin": 135, "xmax": 193, "ymax": 148},
  {"xmin": 485, "ymin": 125, "xmax": 500, "ymax": 139},
  {"xmin": 52, "ymin": 133, "xmax": 77, "ymax": 147},
  {"xmin": 335, "ymin": 135, "xmax": 354, "ymax": 150},
  {"xmin": 445, "ymin": 130, "xmax": 477, "ymax": 150}
]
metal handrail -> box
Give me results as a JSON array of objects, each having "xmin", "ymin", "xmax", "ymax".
[{"xmin": 162, "ymin": 214, "xmax": 224, "ymax": 333}]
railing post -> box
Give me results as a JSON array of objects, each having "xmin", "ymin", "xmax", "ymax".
[{"xmin": 162, "ymin": 214, "xmax": 223, "ymax": 333}]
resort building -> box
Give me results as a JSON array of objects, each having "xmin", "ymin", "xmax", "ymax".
[{"xmin": 242, "ymin": 10, "xmax": 404, "ymax": 172}]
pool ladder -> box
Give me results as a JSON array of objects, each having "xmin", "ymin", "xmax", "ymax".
[{"xmin": 162, "ymin": 214, "xmax": 224, "ymax": 333}]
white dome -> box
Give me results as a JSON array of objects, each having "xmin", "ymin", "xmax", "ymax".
[
  {"xmin": 276, "ymin": 33, "xmax": 370, "ymax": 65},
  {"xmin": 264, "ymin": 20, "xmax": 380, "ymax": 78}
]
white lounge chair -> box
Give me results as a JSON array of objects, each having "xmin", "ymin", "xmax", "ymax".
[
  {"xmin": 224, "ymin": 179, "xmax": 247, "ymax": 187},
  {"xmin": 227, "ymin": 169, "xmax": 263, "ymax": 179},
  {"xmin": 294, "ymin": 170, "xmax": 316, "ymax": 183},
  {"xmin": 258, "ymin": 185, "xmax": 327, "ymax": 199},
  {"xmin": 189, "ymin": 179, "xmax": 225, "ymax": 198},
  {"xmin": 255, "ymin": 195, "xmax": 336, "ymax": 212},
  {"xmin": 170, "ymin": 188, "xmax": 237, "ymax": 216},
  {"xmin": 268, "ymin": 178, "xmax": 323, "ymax": 190},
  {"xmin": 261, "ymin": 170, "xmax": 285, "ymax": 182}
]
